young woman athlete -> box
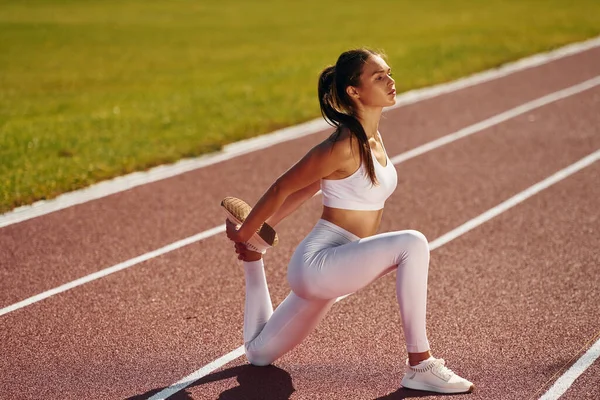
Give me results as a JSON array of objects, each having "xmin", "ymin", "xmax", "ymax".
[{"xmin": 224, "ymin": 48, "xmax": 474, "ymax": 394}]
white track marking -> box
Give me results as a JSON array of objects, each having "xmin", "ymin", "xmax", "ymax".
[
  {"xmin": 1, "ymin": 77, "xmax": 599, "ymax": 318},
  {"xmin": 147, "ymin": 347, "xmax": 246, "ymax": 400},
  {"xmin": 147, "ymin": 149, "xmax": 600, "ymax": 400},
  {"xmin": 1, "ymin": 36, "xmax": 599, "ymax": 228},
  {"xmin": 0, "ymin": 226, "xmax": 225, "ymax": 317},
  {"xmin": 539, "ymin": 337, "xmax": 600, "ymax": 400}
]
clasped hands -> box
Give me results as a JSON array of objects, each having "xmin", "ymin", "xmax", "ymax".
[{"xmin": 225, "ymin": 219, "xmax": 263, "ymax": 262}]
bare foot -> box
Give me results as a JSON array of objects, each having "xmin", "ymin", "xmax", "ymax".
[{"xmin": 234, "ymin": 242, "xmax": 262, "ymax": 262}]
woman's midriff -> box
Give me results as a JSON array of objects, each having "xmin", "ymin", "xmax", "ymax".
[{"xmin": 321, "ymin": 206, "xmax": 383, "ymax": 239}]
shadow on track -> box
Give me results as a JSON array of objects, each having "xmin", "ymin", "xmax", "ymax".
[{"xmin": 125, "ymin": 364, "xmax": 294, "ymax": 400}]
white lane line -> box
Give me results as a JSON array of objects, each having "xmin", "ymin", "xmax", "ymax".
[
  {"xmin": 0, "ymin": 226, "xmax": 225, "ymax": 317},
  {"xmin": 147, "ymin": 149, "xmax": 600, "ymax": 400},
  {"xmin": 147, "ymin": 347, "xmax": 246, "ymax": 400},
  {"xmin": 539, "ymin": 337, "xmax": 600, "ymax": 400},
  {"xmin": 1, "ymin": 77, "xmax": 599, "ymax": 318},
  {"xmin": 1, "ymin": 36, "xmax": 599, "ymax": 228}
]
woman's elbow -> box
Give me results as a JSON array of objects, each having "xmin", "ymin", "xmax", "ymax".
[{"xmin": 270, "ymin": 179, "xmax": 290, "ymax": 199}]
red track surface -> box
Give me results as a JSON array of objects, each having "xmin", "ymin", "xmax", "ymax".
[{"xmin": 1, "ymin": 48, "xmax": 599, "ymax": 399}]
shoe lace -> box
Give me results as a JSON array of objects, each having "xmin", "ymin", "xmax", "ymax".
[{"xmin": 430, "ymin": 358, "xmax": 455, "ymax": 380}]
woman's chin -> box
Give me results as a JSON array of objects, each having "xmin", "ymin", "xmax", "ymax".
[{"xmin": 368, "ymin": 98, "xmax": 396, "ymax": 108}]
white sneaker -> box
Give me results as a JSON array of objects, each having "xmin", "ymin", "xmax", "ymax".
[
  {"xmin": 221, "ymin": 196, "xmax": 279, "ymax": 254},
  {"xmin": 401, "ymin": 358, "xmax": 474, "ymax": 394}
]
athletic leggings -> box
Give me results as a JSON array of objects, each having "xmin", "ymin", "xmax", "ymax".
[{"xmin": 243, "ymin": 219, "xmax": 431, "ymax": 366}]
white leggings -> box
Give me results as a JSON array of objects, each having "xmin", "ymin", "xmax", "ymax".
[{"xmin": 243, "ymin": 219, "xmax": 431, "ymax": 366}]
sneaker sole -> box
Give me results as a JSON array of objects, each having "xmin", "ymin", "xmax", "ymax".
[
  {"xmin": 401, "ymin": 381, "xmax": 474, "ymax": 394},
  {"xmin": 220, "ymin": 197, "xmax": 279, "ymax": 250}
]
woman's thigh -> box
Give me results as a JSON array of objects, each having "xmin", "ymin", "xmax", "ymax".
[{"xmin": 290, "ymin": 229, "xmax": 429, "ymax": 300}]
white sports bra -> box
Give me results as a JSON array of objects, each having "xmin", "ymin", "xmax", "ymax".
[{"xmin": 321, "ymin": 139, "xmax": 397, "ymax": 211}]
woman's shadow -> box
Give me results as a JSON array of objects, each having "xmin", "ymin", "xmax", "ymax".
[
  {"xmin": 126, "ymin": 364, "xmax": 468, "ymax": 399},
  {"xmin": 126, "ymin": 364, "xmax": 294, "ymax": 400}
]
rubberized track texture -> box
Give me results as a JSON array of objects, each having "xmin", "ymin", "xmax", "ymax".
[{"xmin": 1, "ymin": 40, "xmax": 599, "ymax": 400}]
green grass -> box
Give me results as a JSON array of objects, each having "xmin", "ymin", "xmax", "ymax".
[{"xmin": 1, "ymin": 0, "xmax": 599, "ymax": 213}]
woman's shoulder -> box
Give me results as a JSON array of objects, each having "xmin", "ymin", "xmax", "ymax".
[
  {"xmin": 327, "ymin": 125, "xmax": 352, "ymax": 141},
  {"xmin": 322, "ymin": 126, "xmax": 360, "ymax": 163}
]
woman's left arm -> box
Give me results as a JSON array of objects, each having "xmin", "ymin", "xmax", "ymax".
[
  {"xmin": 265, "ymin": 180, "xmax": 321, "ymax": 227},
  {"xmin": 229, "ymin": 138, "xmax": 347, "ymax": 244}
]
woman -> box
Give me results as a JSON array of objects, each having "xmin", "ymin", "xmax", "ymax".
[{"xmin": 224, "ymin": 48, "xmax": 474, "ymax": 394}]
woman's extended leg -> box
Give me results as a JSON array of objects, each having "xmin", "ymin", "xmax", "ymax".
[
  {"xmin": 287, "ymin": 221, "xmax": 473, "ymax": 393},
  {"xmin": 240, "ymin": 221, "xmax": 472, "ymax": 393},
  {"xmin": 242, "ymin": 223, "xmax": 432, "ymax": 365},
  {"xmin": 289, "ymin": 224, "xmax": 431, "ymax": 354},
  {"xmin": 242, "ymin": 259, "xmax": 336, "ymax": 366}
]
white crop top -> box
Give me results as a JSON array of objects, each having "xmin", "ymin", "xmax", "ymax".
[{"xmin": 321, "ymin": 146, "xmax": 397, "ymax": 211}]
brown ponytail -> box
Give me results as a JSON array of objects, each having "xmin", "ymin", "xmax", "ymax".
[{"xmin": 318, "ymin": 48, "xmax": 380, "ymax": 185}]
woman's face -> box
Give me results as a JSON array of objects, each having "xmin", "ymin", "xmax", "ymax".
[{"xmin": 349, "ymin": 55, "xmax": 396, "ymax": 109}]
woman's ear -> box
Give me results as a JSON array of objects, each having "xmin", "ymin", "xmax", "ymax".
[{"xmin": 346, "ymin": 85, "xmax": 360, "ymax": 99}]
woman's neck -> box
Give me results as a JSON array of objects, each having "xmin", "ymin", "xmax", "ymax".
[{"xmin": 356, "ymin": 106, "xmax": 383, "ymax": 139}]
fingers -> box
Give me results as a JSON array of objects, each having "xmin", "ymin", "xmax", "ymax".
[
  {"xmin": 233, "ymin": 242, "xmax": 262, "ymax": 261},
  {"xmin": 234, "ymin": 242, "xmax": 251, "ymax": 256},
  {"xmin": 225, "ymin": 219, "xmax": 263, "ymax": 261},
  {"xmin": 233, "ymin": 242, "xmax": 247, "ymax": 257},
  {"xmin": 225, "ymin": 219, "xmax": 241, "ymax": 242},
  {"xmin": 234, "ymin": 243, "xmax": 243, "ymax": 255}
]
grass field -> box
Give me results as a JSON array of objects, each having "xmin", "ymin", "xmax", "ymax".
[{"xmin": 1, "ymin": 0, "xmax": 600, "ymax": 214}]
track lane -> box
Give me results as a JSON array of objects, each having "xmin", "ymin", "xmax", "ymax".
[
  {"xmin": 1, "ymin": 48, "xmax": 600, "ymax": 307},
  {"xmin": 183, "ymin": 158, "xmax": 600, "ymax": 400},
  {"xmin": 1, "ymin": 83, "xmax": 599, "ymax": 398}
]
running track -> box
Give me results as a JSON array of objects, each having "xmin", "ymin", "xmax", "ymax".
[{"xmin": 1, "ymin": 41, "xmax": 599, "ymax": 399}]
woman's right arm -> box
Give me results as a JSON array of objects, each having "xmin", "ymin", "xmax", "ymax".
[{"xmin": 231, "ymin": 138, "xmax": 352, "ymax": 243}]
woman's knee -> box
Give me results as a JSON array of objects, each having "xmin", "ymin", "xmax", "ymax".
[
  {"xmin": 396, "ymin": 230, "xmax": 429, "ymax": 259},
  {"xmin": 245, "ymin": 347, "xmax": 275, "ymax": 367},
  {"xmin": 407, "ymin": 230, "xmax": 429, "ymax": 248}
]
